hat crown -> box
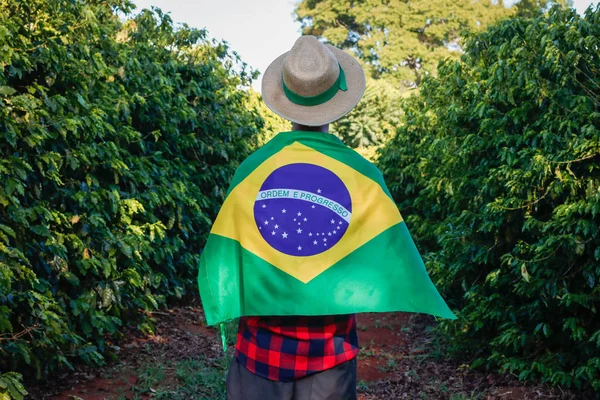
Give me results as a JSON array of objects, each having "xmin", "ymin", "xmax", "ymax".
[{"xmin": 282, "ymin": 36, "xmax": 340, "ymax": 97}]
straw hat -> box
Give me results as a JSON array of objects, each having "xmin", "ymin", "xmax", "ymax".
[{"xmin": 262, "ymin": 35, "xmax": 366, "ymax": 126}]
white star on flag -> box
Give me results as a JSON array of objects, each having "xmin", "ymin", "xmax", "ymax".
[
  {"xmin": 264, "ymin": 221, "xmax": 269, "ymax": 225},
  {"xmin": 262, "ymin": 204, "xmax": 266, "ymax": 208},
  {"xmin": 303, "ymin": 217, "xmax": 307, "ymax": 222},
  {"xmin": 282, "ymin": 232, "xmax": 288, "ymax": 239},
  {"xmin": 282, "ymin": 209, "xmax": 286, "ymax": 213},
  {"xmin": 339, "ymin": 221, "xmax": 342, "ymax": 225},
  {"xmin": 317, "ymin": 188, "xmax": 322, "ymax": 193},
  {"xmin": 297, "ymin": 228, "xmax": 302, "ymax": 233},
  {"xmin": 328, "ymin": 232, "xmax": 332, "ymax": 236},
  {"xmin": 330, "ymin": 219, "xmax": 335, "ymax": 224},
  {"xmin": 311, "ymin": 205, "xmax": 315, "ymax": 209},
  {"xmin": 275, "ymin": 224, "xmax": 279, "ymax": 229},
  {"xmin": 323, "ymin": 238, "xmax": 327, "ymax": 242},
  {"xmin": 271, "ymin": 231, "xmax": 276, "ymax": 235},
  {"xmin": 297, "ymin": 212, "xmax": 302, "ymax": 216},
  {"xmin": 298, "ymin": 246, "xmax": 302, "ymax": 251},
  {"xmin": 313, "ymin": 240, "xmax": 318, "ymax": 245},
  {"xmin": 271, "ymin": 217, "xmax": 274, "ymax": 220},
  {"xmin": 309, "ymin": 232, "xmax": 313, "ymax": 236}
]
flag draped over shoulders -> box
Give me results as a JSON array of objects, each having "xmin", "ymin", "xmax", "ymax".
[{"xmin": 198, "ymin": 131, "xmax": 456, "ymax": 326}]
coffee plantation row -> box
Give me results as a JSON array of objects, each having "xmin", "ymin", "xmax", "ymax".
[
  {"xmin": 378, "ymin": 5, "xmax": 600, "ymax": 392},
  {"xmin": 0, "ymin": 0, "xmax": 264, "ymax": 397}
]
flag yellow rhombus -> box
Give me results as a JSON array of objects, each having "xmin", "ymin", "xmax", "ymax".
[{"xmin": 211, "ymin": 142, "xmax": 403, "ymax": 283}]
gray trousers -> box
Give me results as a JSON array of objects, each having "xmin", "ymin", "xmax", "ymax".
[{"xmin": 226, "ymin": 357, "xmax": 357, "ymax": 400}]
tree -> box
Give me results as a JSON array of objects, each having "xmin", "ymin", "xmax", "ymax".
[
  {"xmin": 294, "ymin": 0, "xmax": 521, "ymax": 150},
  {"xmin": 515, "ymin": 0, "xmax": 573, "ymax": 18},
  {"xmin": 331, "ymin": 76, "xmax": 403, "ymax": 148},
  {"xmin": 295, "ymin": 0, "xmax": 516, "ymax": 89},
  {"xmin": 377, "ymin": 5, "xmax": 600, "ymax": 390}
]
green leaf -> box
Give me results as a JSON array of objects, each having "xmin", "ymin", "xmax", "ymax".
[
  {"xmin": 520, "ymin": 264, "xmax": 531, "ymax": 283},
  {"xmin": 0, "ymin": 86, "xmax": 16, "ymax": 96},
  {"xmin": 583, "ymin": 271, "xmax": 595, "ymax": 288}
]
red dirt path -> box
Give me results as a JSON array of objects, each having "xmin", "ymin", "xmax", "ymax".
[
  {"xmin": 356, "ymin": 313, "xmax": 411, "ymax": 382},
  {"xmin": 50, "ymin": 374, "xmax": 145, "ymax": 400},
  {"xmin": 29, "ymin": 307, "xmax": 587, "ymax": 400}
]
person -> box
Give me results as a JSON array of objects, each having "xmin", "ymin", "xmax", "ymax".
[{"xmin": 225, "ymin": 35, "xmax": 366, "ymax": 400}]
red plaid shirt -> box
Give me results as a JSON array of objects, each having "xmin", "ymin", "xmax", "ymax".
[{"xmin": 235, "ymin": 314, "xmax": 359, "ymax": 382}]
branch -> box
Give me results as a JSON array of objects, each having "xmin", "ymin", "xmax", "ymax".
[
  {"xmin": 0, "ymin": 324, "xmax": 39, "ymax": 342},
  {"xmin": 497, "ymin": 185, "xmax": 552, "ymax": 211},
  {"xmin": 549, "ymin": 153, "xmax": 599, "ymax": 165}
]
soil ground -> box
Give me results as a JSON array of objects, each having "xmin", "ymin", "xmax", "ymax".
[{"xmin": 27, "ymin": 306, "xmax": 588, "ymax": 400}]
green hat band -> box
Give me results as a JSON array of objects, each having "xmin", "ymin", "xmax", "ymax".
[{"xmin": 282, "ymin": 63, "xmax": 348, "ymax": 106}]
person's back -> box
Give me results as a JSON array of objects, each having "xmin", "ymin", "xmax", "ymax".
[
  {"xmin": 225, "ymin": 36, "xmax": 366, "ymax": 399},
  {"xmin": 198, "ymin": 34, "xmax": 455, "ymax": 399}
]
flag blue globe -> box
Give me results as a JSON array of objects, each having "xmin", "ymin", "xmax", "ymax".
[{"xmin": 253, "ymin": 163, "xmax": 352, "ymax": 256}]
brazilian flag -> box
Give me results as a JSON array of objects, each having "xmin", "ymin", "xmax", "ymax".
[{"xmin": 198, "ymin": 131, "xmax": 456, "ymax": 326}]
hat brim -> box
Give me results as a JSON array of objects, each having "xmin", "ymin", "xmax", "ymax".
[{"xmin": 261, "ymin": 45, "xmax": 366, "ymax": 127}]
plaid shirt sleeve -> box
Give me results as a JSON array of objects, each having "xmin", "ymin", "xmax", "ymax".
[{"xmin": 235, "ymin": 314, "xmax": 359, "ymax": 382}]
